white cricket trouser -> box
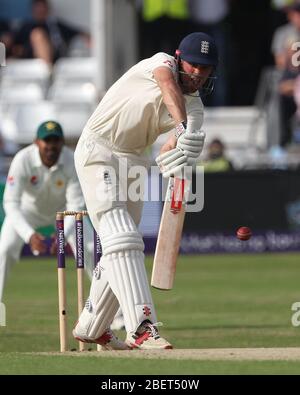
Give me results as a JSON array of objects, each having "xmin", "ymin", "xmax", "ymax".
[
  {"xmin": 0, "ymin": 210, "xmax": 94, "ymax": 302},
  {"xmin": 74, "ymin": 133, "xmax": 156, "ymax": 337}
]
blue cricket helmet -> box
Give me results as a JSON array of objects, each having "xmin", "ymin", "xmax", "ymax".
[{"xmin": 178, "ymin": 32, "xmax": 218, "ymax": 67}]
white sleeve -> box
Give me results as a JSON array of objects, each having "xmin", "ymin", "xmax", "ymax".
[
  {"xmin": 3, "ymin": 156, "xmax": 35, "ymax": 243},
  {"xmin": 186, "ymin": 98, "xmax": 204, "ymax": 132},
  {"xmin": 148, "ymin": 53, "xmax": 177, "ymax": 77},
  {"xmin": 64, "ymin": 168, "xmax": 86, "ymax": 239}
]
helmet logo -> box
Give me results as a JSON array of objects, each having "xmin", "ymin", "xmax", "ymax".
[{"xmin": 201, "ymin": 41, "xmax": 209, "ymax": 54}]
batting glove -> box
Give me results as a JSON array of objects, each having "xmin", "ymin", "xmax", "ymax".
[
  {"xmin": 156, "ymin": 148, "xmax": 188, "ymax": 178},
  {"xmin": 176, "ymin": 130, "xmax": 206, "ymax": 161}
]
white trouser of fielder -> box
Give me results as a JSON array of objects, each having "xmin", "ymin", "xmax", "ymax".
[
  {"xmin": 0, "ymin": 210, "xmax": 95, "ymax": 302},
  {"xmin": 73, "ymin": 134, "xmax": 157, "ymax": 339}
]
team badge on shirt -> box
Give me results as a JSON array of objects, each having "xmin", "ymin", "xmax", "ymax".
[
  {"xmin": 30, "ymin": 175, "xmax": 38, "ymax": 185},
  {"xmin": 56, "ymin": 179, "xmax": 64, "ymax": 188},
  {"xmin": 103, "ymin": 170, "xmax": 111, "ymax": 185},
  {"xmin": 163, "ymin": 60, "xmax": 175, "ymax": 69}
]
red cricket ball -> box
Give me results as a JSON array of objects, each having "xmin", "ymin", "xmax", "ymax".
[{"xmin": 236, "ymin": 226, "xmax": 252, "ymax": 241}]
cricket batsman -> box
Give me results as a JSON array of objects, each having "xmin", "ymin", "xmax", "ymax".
[
  {"xmin": 0, "ymin": 121, "xmax": 95, "ymax": 303},
  {"xmin": 73, "ymin": 32, "xmax": 218, "ymax": 349}
]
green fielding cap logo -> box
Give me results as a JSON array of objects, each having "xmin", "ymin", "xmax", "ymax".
[
  {"xmin": 46, "ymin": 122, "xmax": 57, "ymax": 131},
  {"xmin": 37, "ymin": 121, "xmax": 63, "ymax": 140}
]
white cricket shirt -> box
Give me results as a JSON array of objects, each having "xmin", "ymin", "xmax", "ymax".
[
  {"xmin": 3, "ymin": 144, "xmax": 85, "ymax": 243},
  {"xmin": 84, "ymin": 52, "xmax": 204, "ymax": 155}
]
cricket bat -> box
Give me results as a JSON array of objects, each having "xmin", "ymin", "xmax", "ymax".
[{"xmin": 151, "ymin": 176, "xmax": 189, "ymax": 290}]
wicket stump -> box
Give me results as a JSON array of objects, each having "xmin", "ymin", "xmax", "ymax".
[{"xmin": 56, "ymin": 210, "xmax": 101, "ymax": 352}]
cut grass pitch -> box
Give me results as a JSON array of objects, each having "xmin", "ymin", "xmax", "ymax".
[
  {"xmin": 2, "ymin": 353, "xmax": 300, "ymax": 375},
  {"xmin": 1, "ymin": 253, "xmax": 300, "ymax": 374}
]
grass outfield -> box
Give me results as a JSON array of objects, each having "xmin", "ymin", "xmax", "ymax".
[{"xmin": 1, "ymin": 253, "xmax": 300, "ymax": 374}]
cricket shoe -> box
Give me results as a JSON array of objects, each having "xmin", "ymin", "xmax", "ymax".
[
  {"xmin": 126, "ymin": 320, "xmax": 173, "ymax": 350},
  {"xmin": 73, "ymin": 328, "xmax": 130, "ymax": 350}
]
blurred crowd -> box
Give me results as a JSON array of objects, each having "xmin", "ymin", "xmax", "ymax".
[{"xmin": 0, "ymin": 0, "xmax": 90, "ymax": 66}]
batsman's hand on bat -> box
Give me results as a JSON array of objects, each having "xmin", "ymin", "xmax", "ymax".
[
  {"xmin": 29, "ymin": 232, "xmax": 47, "ymax": 256},
  {"xmin": 176, "ymin": 129, "xmax": 206, "ymax": 163},
  {"xmin": 156, "ymin": 122, "xmax": 206, "ymax": 177},
  {"xmin": 156, "ymin": 148, "xmax": 188, "ymax": 178}
]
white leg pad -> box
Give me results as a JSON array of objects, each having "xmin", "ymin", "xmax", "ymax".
[
  {"xmin": 76, "ymin": 207, "xmax": 158, "ymax": 337},
  {"xmin": 99, "ymin": 207, "xmax": 157, "ymax": 333},
  {"xmin": 101, "ymin": 250, "xmax": 157, "ymax": 333},
  {"xmin": 75, "ymin": 262, "xmax": 119, "ymax": 339}
]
